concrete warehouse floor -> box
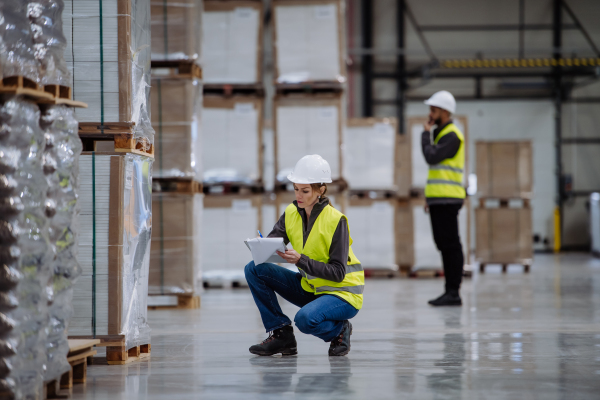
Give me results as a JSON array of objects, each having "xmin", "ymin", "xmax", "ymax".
[{"xmin": 71, "ymin": 253, "xmax": 600, "ymax": 399}]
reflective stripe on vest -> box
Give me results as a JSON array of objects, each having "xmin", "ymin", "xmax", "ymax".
[
  {"xmin": 425, "ymin": 122, "xmax": 466, "ymax": 199},
  {"xmin": 285, "ymin": 203, "xmax": 364, "ymax": 310}
]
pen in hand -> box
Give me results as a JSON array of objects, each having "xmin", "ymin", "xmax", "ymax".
[{"xmin": 258, "ymin": 230, "xmax": 263, "ymax": 238}]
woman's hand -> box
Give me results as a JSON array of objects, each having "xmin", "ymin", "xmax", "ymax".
[{"xmin": 277, "ymin": 249, "xmax": 301, "ymax": 264}]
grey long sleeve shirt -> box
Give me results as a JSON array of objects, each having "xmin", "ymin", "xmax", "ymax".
[{"xmin": 267, "ymin": 197, "xmax": 349, "ymax": 283}]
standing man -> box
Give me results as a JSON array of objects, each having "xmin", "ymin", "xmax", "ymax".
[{"xmin": 421, "ymin": 90, "xmax": 466, "ymax": 306}]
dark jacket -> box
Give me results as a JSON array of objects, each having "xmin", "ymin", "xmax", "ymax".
[
  {"xmin": 421, "ymin": 120, "xmax": 464, "ymax": 205},
  {"xmin": 267, "ymin": 197, "xmax": 349, "ymax": 283}
]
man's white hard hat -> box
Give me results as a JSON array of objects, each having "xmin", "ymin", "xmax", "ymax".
[
  {"xmin": 424, "ymin": 90, "xmax": 456, "ymax": 114},
  {"xmin": 287, "ymin": 155, "xmax": 333, "ymax": 184}
]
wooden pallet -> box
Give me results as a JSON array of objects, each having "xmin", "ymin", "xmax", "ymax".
[
  {"xmin": 39, "ymin": 84, "xmax": 88, "ymax": 108},
  {"xmin": 153, "ymin": 179, "xmax": 203, "ymax": 194},
  {"xmin": 479, "ymin": 262, "xmax": 531, "ymax": 273},
  {"xmin": 148, "ymin": 294, "xmax": 201, "ymax": 310},
  {"xmin": 78, "ymin": 123, "xmax": 155, "ymax": 158},
  {"xmin": 478, "ymin": 198, "xmax": 531, "ymax": 208},
  {"xmin": 275, "ymin": 81, "xmax": 345, "ymax": 95},
  {"xmin": 0, "ymin": 75, "xmax": 54, "ymax": 101},
  {"xmin": 59, "ymin": 339, "xmax": 100, "ymax": 389},
  {"xmin": 348, "ymin": 189, "xmax": 403, "ymax": 200},
  {"xmin": 363, "ymin": 267, "xmax": 400, "ymax": 279},
  {"xmin": 203, "ymin": 83, "xmax": 265, "ymax": 97},
  {"xmin": 44, "ymin": 379, "xmax": 69, "ymax": 399},
  {"xmin": 67, "ymin": 335, "xmax": 151, "ymax": 366},
  {"xmin": 204, "ymin": 181, "xmax": 265, "ymax": 195},
  {"xmin": 151, "ymin": 60, "xmax": 202, "ymax": 79},
  {"xmin": 408, "ymin": 267, "xmax": 444, "ymax": 278}
]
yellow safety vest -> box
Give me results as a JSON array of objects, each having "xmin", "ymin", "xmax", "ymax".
[
  {"xmin": 284, "ymin": 204, "xmax": 364, "ymax": 310},
  {"xmin": 424, "ymin": 122, "xmax": 466, "ymax": 199}
]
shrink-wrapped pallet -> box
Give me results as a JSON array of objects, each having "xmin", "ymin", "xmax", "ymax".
[
  {"xmin": 275, "ymin": 94, "xmax": 342, "ymax": 182},
  {"xmin": 202, "ymin": 96, "xmax": 262, "ymax": 185},
  {"xmin": 150, "ymin": 193, "xmax": 202, "ymax": 295},
  {"xmin": 39, "ymin": 105, "xmax": 82, "ymax": 382},
  {"xmin": 0, "ymin": 0, "xmax": 40, "ymax": 82},
  {"xmin": 26, "ymin": 0, "xmax": 70, "ymax": 86},
  {"xmin": 151, "ymin": 0, "xmax": 202, "ymax": 61},
  {"xmin": 70, "ymin": 153, "xmax": 152, "ymax": 350},
  {"xmin": 345, "ymin": 118, "xmax": 411, "ymax": 196},
  {"xmin": 476, "ymin": 141, "xmax": 533, "ymax": 199},
  {"xmin": 62, "ymin": 0, "xmax": 154, "ymax": 143},
  {"xmin": 0, "ymin": 97, "xmax": 51, "ymax": 399},
  {"xmin": 202, "ymin": 1, "xmax": 262, "ymax": 84},
  {"xmin": 151, "ymin": 77, "xmax": 202, "ymax": 179},
  {"xmin": 273, "ymin": 0, "xmax": 345, "ymax": 84}
]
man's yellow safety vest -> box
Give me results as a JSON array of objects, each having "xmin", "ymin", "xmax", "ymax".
[
  {"xmin": 284, "ymin": 204, "xmax": 364, "ymax": 310},
  {"xmin": 424, "ymin": 122, "xmax": 466, "ymax": 199}
]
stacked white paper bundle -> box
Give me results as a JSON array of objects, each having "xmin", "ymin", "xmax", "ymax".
[
  {"xmin": 151, "ymin": 0, "xmax": 202, "ymax": 61},
  {"xmin": 40, "ymin": 105, "xmax": 82, "ymax": 382},
  {"xmin": 345, "ymin": 201, "xmax": 397, "ymax": 269},
  {"xmin": 62, "ymin": 0, "xmax": 153, "ymax": 142},
  {"xmin": 70, "ymin": 153, "xmax": 152, "ymax": 349},
  {"xmin": 202, "ymin": 3, "xmax": 261, "ymax": 84},
  {"xmin": 0, "ymin": 0, "xmax": 40, "ymax": 82},
  {"xmin": 276, "ymin": 101, "xmax": 341, "ymax": 181},
  {"xmin": 202, "ymin": 100, "xmax": 261, "ymax": 183},
  {"xmin": 27, "ymin": 0, "xmax": 71, "ymax": 86},
  {"xmin": 273, "ymin": 1, "xmax": 344, "ymax": 83},
  {"xmin": 344, "ymin": 121, "xmax": 396, "ymax": 190},
  {"xmin": 149, "ymin": 193, "xmax": 203, "ymax": 295},
  {"xmin": 0, "ymin": 97, "xmax": 51, "ymax": 400},
  {"xmin": 202, "ymin": 199, "xmax": 259, "ymax": 274}
]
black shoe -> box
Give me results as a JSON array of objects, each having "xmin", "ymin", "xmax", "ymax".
[
  {"xmin": 249, "ymin": 325, "xmax": 297, "ymax": 356},
  {"xmin": 428, "ymin": 292, "xmax": 462, "ymax": 306},
  {"xmin": 329, "ymin": 321, "xmax": 352, "ymax": 356}
]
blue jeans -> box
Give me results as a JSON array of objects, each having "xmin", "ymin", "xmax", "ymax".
[{"xmin": 244, "ymin": 261, "xmax": 359, "ymax": 342}]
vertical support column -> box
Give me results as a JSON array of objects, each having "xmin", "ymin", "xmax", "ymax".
[
  {"xmin": 553, "ymin": 0, "xmax": 563, "ymax": 251},
  {"xmin": 397, "ymin": 0, "xmax": 406, "ymax": 134},
  {"xmin": 361, "ymin": 0, "xmax": 373, "ymax": 117}
]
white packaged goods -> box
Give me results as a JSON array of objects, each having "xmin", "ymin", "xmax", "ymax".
[
  {"xmin": 151, "ymin": 0, "xmax": 202, "ymax": 61},
  {"xmin": 275, "ymin": 95, "xmax": 342, "ymax": 182},
  {"xmin": 39, "ymin": 105, "xmax": 82, "ymax": 382},
  {"xmin": 0, "ymin": 97, "xmax": 51, "ymax": 399},
  {"xmin": 273, "ymin": 0, "xmax": 345, "ymax": 83},
  {"xmin": 345, "ymin": 118, "xmax": 411, "ymax": 195},
  {"xmin": 70, "ymin": 153, "xmax": 152, "ymax": 350},
  {"xmin": 202, "ymin": 1, "xmax": 262, "ymax": 84},
  {"xmin": 150, "ymin": 193, "xmax": 203, "ymax": 295},
  {"xmin": 202, "ymin": 96, "xmax": 262, "ymax": 184},
  {"xmin": 151, "ymin": 77, "xmax": 202, "ymax": 179},
  {"xmin": 63, "ymin": 0, "xmax": 154, "ymax": 143},
  {"xmin": 202, "ymin": 196, "xmax": 262, "ymax": 281}
]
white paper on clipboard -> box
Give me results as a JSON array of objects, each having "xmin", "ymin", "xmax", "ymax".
[{"xmin": 244, "ymin": 237, "xmax": 289, "ymax": 265}]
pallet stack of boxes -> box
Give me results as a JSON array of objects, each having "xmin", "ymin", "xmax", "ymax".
[
  {"xmin": 0, "ymin": 0, "xmax": 86, "ymax": 396},
  {"xmin": 343, "ymin": 118, "xmax": 413, "ymax": 276},
  {"xmin": 64, "ymin": 0, "xmax": 154, "ymax": 365},
  {"xmin": 475, "ymin": 141, "xmax": 534, "ymax": 273},
  {"xmin": 148, "ymin": 0, "xmax": 203, "ymax": 309},
  {"xmin": 201, "ymin": 0, "xmax": 265, "ymax": 288}
]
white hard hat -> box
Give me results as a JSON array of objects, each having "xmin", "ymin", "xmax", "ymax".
[
  {"xmin": 424, "ymin": 90, "xmax": 456, "ymax": 114},
  {"xmin": 287, "ymin": 155, "xmax": 332, "ymax": 184}
]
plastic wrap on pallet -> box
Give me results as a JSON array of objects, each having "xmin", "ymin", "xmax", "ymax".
[
  {"xmin": 0, "ymin": 0, "xmax": 40, "ymax": 83},
  {"xmin": 0, "ymin": 97, "xmax": 51, "ymax": 399},
  {"xmin": 151, "ymin": 0, "xmax": 202, "ymax": 61},
  {"xmin": 62, "ymin": 0, "xmax": 154, "ymax": 144},
  {"xmin": 26, "ymin": 0, "xmax": 71, "ymax": 86},
  {"xmin": 345, "ymin": 118, "xmax": 411, "ymax": 194},
  {"xmin": 202, "ymin": 196, "xmax": 261, "ymax": 284},
  {"xmin": 275, "ymin": 95, "xmax": 342, "ymax": 182},
  {"xmin": 39, "ymin": 105, "xmax": 81, "ymax": 382},
  {"xmin": 70, "ymin": 153, "xmax": 152, "ymax": 350},
  {"xmin": 202, "ymin": 1, "xmax": 261, "ymax": 84},
  {"xmin": 202, "ymin": 96, "xmax": 262, "ymax": 185},
  {"xmin": 149, "ymin": 193, "xmax": 202, "ymax": 295},
  {"xmin": 273, "ymin": 0, "xmax": 345, "ymax": 84},
  {"xmin": 151, "ymin": 77, "xmax": 202, "ymax": 179}
]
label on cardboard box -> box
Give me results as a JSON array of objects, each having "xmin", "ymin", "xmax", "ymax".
[
  {"xmin": 235, "ymin": 7, "xmax": 253, "ymax": 19},
  {"xmin": 314, "ymin": 5, "xmax": 335, "ymax": 19},
  {"xmin": 235, "ymin": 103, "xmax": 254, "ymax": 115},
  {"xmin": 318, "ymin": 107, "xmax": 336, "ymax": 120},
  {"xmin": 125, "ymin": 161, "xmax": 134, "ymax": 190},
  {"xmin": 374, "ymin": 123, "xmax": 393, "ymax": 134},
  {"xmin": 372, "ymin": 202, "xmax": 390, "ymax": 213},
  {"xmin": 232, "ymin": 199, "xmax": 252, "ymax": 213}
]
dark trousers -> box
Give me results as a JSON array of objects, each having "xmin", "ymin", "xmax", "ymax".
[{"xmin": 429, "ymin": 203, "xmax": 464, "ymax": 293}]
